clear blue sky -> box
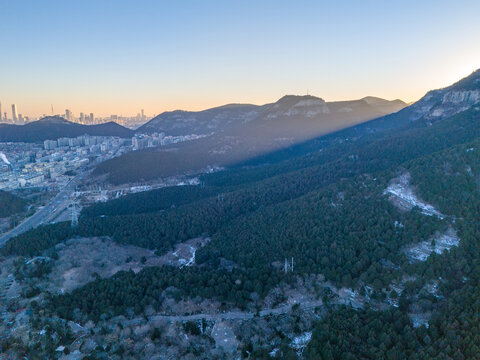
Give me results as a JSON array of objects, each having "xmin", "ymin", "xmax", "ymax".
[{"xmin": 1, "ymin": 0, "xmax": 479, "ymax": 117}]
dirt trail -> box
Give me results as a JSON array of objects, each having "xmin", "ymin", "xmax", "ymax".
[{"xmin": 124, "ymin": 300, "xmax": 324, "ymax": 326}]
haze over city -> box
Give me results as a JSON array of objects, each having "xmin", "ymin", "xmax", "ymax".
[{"xmin": 1, "ymin": 0, "xmax": 479, "ymax": 118}]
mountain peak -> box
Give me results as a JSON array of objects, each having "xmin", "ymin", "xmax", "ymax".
[
  {"xmin": 276, "ymin": 94, "xmax": 326, "ymax": 104},
  {"xmin": 266, "ymin": 95, "xmax": 330, "ymax": 118}
]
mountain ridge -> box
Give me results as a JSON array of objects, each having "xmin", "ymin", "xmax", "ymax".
[
  {"xmin": 138, "ymin": 95, "xmax": 406, "ymax": 136},
  {"xmin": 94, "ymin": 69, "xmax": 480, "ymax": 184},
  {"xmin": 95, "ymin": 95, "xmax": 407, "ymax": 184}
]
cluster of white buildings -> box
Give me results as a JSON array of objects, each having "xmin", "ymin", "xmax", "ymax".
[
  {"xmin": 0, "ymin": 130, "xmax": 211, "ymax": 191},
  {"xmin": 43, "ymin": 135, "xmax": 117, "ymax": 153},
  {"xmin": 131, "ymin": 132, "xmax": 209, "ymax": 150},
  {"xmin": 0, "ymin": 136, "xmax": 129, "ymax": 190}
]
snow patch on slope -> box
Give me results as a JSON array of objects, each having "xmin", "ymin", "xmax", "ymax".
[
  {"xmin": 404, "ymin": 228, "xmax": 459, "ymax": 262},
  {"xmin": 384, "ymin": 172, "xmax": 444, "ymax": 219},
  {"xmin": 291, "ymin": 332, "xmax": 312, "ymax": 357}
]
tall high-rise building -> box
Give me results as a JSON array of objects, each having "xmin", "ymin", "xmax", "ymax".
[
  {"xmin": 0, "ymin": 101, "xmax": 2, "ymax": 122},
  {"xmin": 141, "ymin": 109, "xmax": 145, "ymax": 120},
  {"xmin": 65, "ymin": 109, "xmax": 72, "ymax": 121},
  {"xmin": 80, "ymin": 112, "xmax": 85, "ymax": 124},
  {"xmin": 11, "ymin": 104, "xmax": 18, "ymax": 122},
  {"xmin": 90, "ymin": 113, "xmax": 94, "ymax": 124}
]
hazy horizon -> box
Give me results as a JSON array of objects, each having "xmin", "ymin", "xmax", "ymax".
[{"xmin": 1, "ymin": 0, "xmax": 479, "ymax": 118}]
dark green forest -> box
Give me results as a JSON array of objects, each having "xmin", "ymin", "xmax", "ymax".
[
  {"xmin": 4, "ymin": 108, "xmax": 479, "ymax": 258},
  {"xmin": 81, "ymin": 185, "xmax": 220, "ymax": 218},
  {"xmin": 0, "ymin": 190, "xmax": 27, "ymax": 218},
  {"xmin": 49, "ymin": 266, "xmax": 284, "ymax": 322},
  {"xmin": 306, "ymin": 291, "xmax": 480, "ymax": 360}
]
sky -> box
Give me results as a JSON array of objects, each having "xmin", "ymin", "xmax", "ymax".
[{"xmin": 0, "ymin": 0, "xmax": 479, "ymax": 118}]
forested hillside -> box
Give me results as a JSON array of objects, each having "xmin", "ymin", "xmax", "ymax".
[
  {"xmin": 4, "ymin": 107, "xmax": 479, "ymax": 257},
  {"xmin": 42, "ymin": 136, "xmax": 480, "ymax": 322},
  {"xmin": 81, "ymin": 185, "xmax": 219, "ymax": 218},
  {"xmin": 0, "ymin": 190, "xmax": 27, "ymax": 218},
  {"xmin": 306, "ymin": 139, "xmax": 480, "ymax": 359}
]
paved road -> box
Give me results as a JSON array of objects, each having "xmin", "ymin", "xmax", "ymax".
[
  {"xmin": 0, "ymin": 146, "xmax": 129, "ymax": 248},
  {"xmin": 124, "ymin": 300, "xmax": 324, "ymax": 326},
  {"xmin": 0, "ymin": 173, "xmax": 84, "ymax": 247}
]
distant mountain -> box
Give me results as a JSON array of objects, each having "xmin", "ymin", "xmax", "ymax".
[
  {"xmin": 227, "ymin": 95, "xmax": 406, "ymax": 143},
  {"xmin": 138, "ymin": 95, "xmax": 406, "ymax": 137},
  {"xmin": 96, "ymin": 95, "xmax": 406, "ymax": 184},
  {"xmin": 0, "ymin": 116, "xmax": 133, "ymax": 142}
]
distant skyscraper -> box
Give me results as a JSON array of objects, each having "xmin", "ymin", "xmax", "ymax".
[
  {"xmin": 141, "ymin": 109, "xmax": 145, "ymax": 120},
  {"xmin": 65, "ymin": 109, "xmax": 72, "ymax": 121},
  {"xmin": 11, "ymin": 104, "xmax": 18, "ymax": 122},
  {"xmin": 80, "ymin": 112, "xmax": 85, "ymax": 124},
  {"xmin": 90, "ymin": 113, "xmax": 94, "ymax": 124},
  {"xmin": 0, "ymin": 102, "xmax": 2, "ymax": 122}
]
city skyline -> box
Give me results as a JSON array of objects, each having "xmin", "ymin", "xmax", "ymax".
[
  {"xmin": 1, "ymin": 0, "xmax": 479, "ymax": 118},
  {"xmin": 0, "ymin": 102, "xmax": 150, "ymax": 124}
]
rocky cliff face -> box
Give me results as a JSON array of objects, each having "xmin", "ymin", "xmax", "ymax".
[{"xmin": 406, "ymin": 70, "xmax": 480, "ymax": 121}]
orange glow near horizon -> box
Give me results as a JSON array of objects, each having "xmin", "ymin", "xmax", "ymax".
[
  {"xmin": 7, "ymin": 64, "xmax": 479, "ymax": 119},
  {"xmin": 1, "ymin": 1, "xmax": 479, "ymax": 119}
]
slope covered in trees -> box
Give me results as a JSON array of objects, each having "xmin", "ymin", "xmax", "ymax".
[
  {"xmin": 49, "ymin": 266, "xmax": 284, "ymax": 321},
  {"xmin": 196, "ymin": 175, "xmax": 444, "ymax": 289},
  {"xmin": 306, "ymin": 285, "xmax": 480, "ymax": 360},
  {"xmin": 0, "ymin": 190, "xmax": 27, "ymax": 218},
  {"xmin": 305, "ymin": 139, "xmax": 480, "ymax": 359},
  {"xmin": 306, "ymin": 306, "xmax": 423, "ymax": 359},
  {"xmin": 3, "ymin": 107, "xmax": 479, "ymax": 258},
  {"xmin": 81, "ymin": 185, "xmax": 220, "ymax": 218}
]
